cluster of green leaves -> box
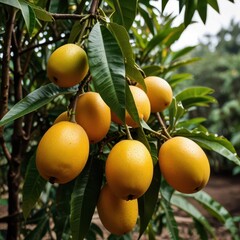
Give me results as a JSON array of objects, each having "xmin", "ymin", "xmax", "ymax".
[{"xmin": 0, "ymin": 0, "xmax": 239, "ymax": 240}]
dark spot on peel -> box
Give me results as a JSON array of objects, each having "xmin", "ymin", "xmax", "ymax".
[
  {"xmin": 127, "ymin": 194, "xmax": 134, "ymax": 201},
  {"xmin": 49, "ymin": 177, "xmax": 56, "ymax": 184},
  {"xmin": 194, "ymin": 186, "xmax": 201, "ymax": 192},
  {"xmin": 53, "ymin": 76, "xmax": 58, "ymax": 83}
]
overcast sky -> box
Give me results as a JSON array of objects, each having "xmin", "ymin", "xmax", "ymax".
[{"xmin": 159, "ymin": 0, "xmax": 240, "ymax": 50}]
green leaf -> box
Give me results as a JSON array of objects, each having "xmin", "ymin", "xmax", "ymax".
[
  {"xmin": 0, "ymin": 0, "xmax": 20, "ymax": 8},
  {"xmin": 175, "ymin": 128, "xmax": 240, "ymax": 166},
  {"xmin": 107, "ymin": 22, "xmax": 145, "ymax": 86},
  {"xmin": 171, "ymin": 194, "xmax": 215, "ymax": 238},
  {"xmin": 168, "ymin": 98, "xmax": 186, "ymax": 131},
  {"xmin": 142, "ymin": 29, "xmax": 172, "ymax": 61},
  {"xmin": 19, "ymin": 0, "xmax": 36, "ymax": 35},
  {"xmin": 53, "ymin": 182, "xmax": 75, "ymax": 240},
  {"xmin": 125, "ymin": 84, "xmax": 140, "ymax": 126},
  {"xmin": 162, "ymin": 0, "xmax": 169, "ymax": 12},
  {"xmin": 70, "ymin": 154, "xmax": 103, "ymax": 240},
  {"xmin": 184, "ymin": 0, "xmax": 196, "ymax": 26},
  {"xmin": 88, "ymin": 23, "xmax": 126, "ymax": 123},
  {"xmin": 22, "ymin": 154, "xmax": 47, "ymax": 219},
  {"xmin": 175, "ymin": 86, "xmax": 216, "ymax": 109},
  {"xmin": 186, "ymin": 191, "xmax": 240, "ymax": 240},
  {"xmin": 138, "ymin": 4, "xmax": 155, "ymax": 34},
  {"xmin": 161, "ymin": 197, "xmax": 179, "ymax": 240},
  {"xmin": 138, "ymin": 165, "xmax": 161, "ymax": 239},
  {"xmin": 169, "ymin": 73, "xmax": 193, "ymax": 87},
  {"xmin": 0, "ymin": 83, "xmax": 77, "ymax": 127},
  {"xmin": 112, "ymin": 0, "xmax": 138, "ymax": 30},
  {"xmin": 171, "ymin": 46, "xmax": 196, "ymax": 62},
  {"xmin": 25, "ymin": 1, "xmax": 53, "ymax": 22},
  {"xmin": 197, "ymin": 0, "xmax": 208, "ymax": 24},
  {"xmin": 25, "ymin": 216, "xmax": 49, "ymax": 240},
  {"xmin": 207, "ymin": 0, "xmax": 219, "ymax": 12}
]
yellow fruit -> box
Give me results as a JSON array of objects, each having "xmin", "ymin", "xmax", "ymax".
[
  {"xmin": 36, "ymin": 121, "xmax": 89, "ymax": 184},
  {"xmin": 111, "ymin": 85, "xmax": 151, "ymax": 128},
  {"xmin": 137, "ymin": 76, "xmax": 173, "ymax": 112},
  {"xmin": 106, "ymin": 140, "xmax": 153, "ymax": 200},
  {"xmin": 53, "ymin": 111, "xmax": 69, "ymax": 124},
  {"xmin": 47, "ymin": 43, "xmax": 89, "ymax": 88},
  {"xmin": 97, "ymin": 184, "xmax": 138, "ymax": 235},
  {"xmin": 158, "ymin": 136, "xmax": 210, "ymax": 193},
  {"xmin": 75, "ymin": 92, "xmax": 111, "ymax": 143}
]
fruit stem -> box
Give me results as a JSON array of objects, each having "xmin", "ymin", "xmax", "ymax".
[
  {"xmin": 124, "ymin": 124, "xmax": 133, "ymax": 140},
  {"xmin": 156, "ymin": 112, "xmax": 172, "ymax": 139}
]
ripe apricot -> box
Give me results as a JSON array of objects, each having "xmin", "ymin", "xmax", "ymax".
[
  {"xmin": 105, "ymin": 139, "xmax": 153, "ymax": 200},
  {"xmin": 75, "ymin": 92, "xmax": 111, "ymax": 143},
  {"xmin": 158, "ymin": 136, "xmax": 210, "ymax": 193},
  {"xmin": 137, "ymin": 76, "xmax": 173, "ymax": 112},
  {"xmin": 47, "ymin": 43, "xmax": 89, "ymax": 88},
  {"xmin": 97, "ymin": 184, "xmax": 138, "ymax": 235},
  {"xmin": 36, "ymin": 121, "xmax": 89, "ymax": 184}
]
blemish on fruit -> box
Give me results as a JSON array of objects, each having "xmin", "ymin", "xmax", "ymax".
[
  {"xmin": 127, "ymin": 194, "xmax": 134, "ymax": 201},
  {"xmin": 53, "ymin": 76, "xmax": 58, "ymax": 82},
  {"xmin": 49, "ymin": 176, "xmax": 56, "ymax": 184}
]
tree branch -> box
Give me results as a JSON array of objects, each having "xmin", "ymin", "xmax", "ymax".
[{"xmin": 0, "ymin": 7, "xmax": 17, "ymax": 161}]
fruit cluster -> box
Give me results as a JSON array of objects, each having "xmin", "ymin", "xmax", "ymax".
[{"xmin": 36, "ymin": 43, "xmax": 210, "ymax": 236}]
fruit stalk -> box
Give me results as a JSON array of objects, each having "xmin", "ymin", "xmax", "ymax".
[{"xmin": 156, "ymin": 112, "xmax": 172, "ymax": 139}]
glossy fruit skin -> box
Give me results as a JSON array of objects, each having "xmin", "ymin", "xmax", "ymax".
[
  {"xmin": 111, "ymin": 85, "xmax": 151, "ymax": 128},
  {"xmin": 36, "ymin": 121, "xmax": 89, "ymax": 184},
  {"xmin": 75, "ymin": 92, "xmax": 111, "ymax": 143},
  {"xmin": 47, "ymin": 43, "xmax": 89, "ymax": 88},
  {"xmin": 53, "ymin": 111, "xmax": 69, "ymax": 124},
  {"xmin": 138, "ymin": 76, "xmax": 173, "ymax": 112},
  {"xmin": 97, "ymin": 184, "xmax": 138, "ymax": 235},
  {"xmin": 158, "ymin": 136, "xmax": 210, "ymax": 193},
  {"xmin": 105, "ymin": 140, "xmax": 153, "ymax": 200}
]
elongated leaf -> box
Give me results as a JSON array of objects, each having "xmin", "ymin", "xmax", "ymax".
[
  {"xmin": 186, "ymin": 191, "xmax": 240, "ymax": 240},
  {"xmin": 107, "ymin": 22, "xmax": 145, "ymax": 86},
  {"xmin": 22, "ymin": 154, "xmax": 47, "ymax": 219},
  {"xmin": 88, "ymin": 23, "xmax": 126, "ymax": 122},
  {"xmin": 142, "ymin": 29, "xmax": 172, "ymax": 61},
  {"xmin": 112, "ymin": 0, "xmax": 138, "ymax": 30},
  {"xmin": 171, "ymin": 46, "xmax": 196, "ymax": 62},
  {"xmin": 159, "ymin": 178, "xmax": 179, "ymax": 239},
  {"xmin": 25, "ymin": 1, "xmax": 53, "ymax": 22},
  {"xmin": 139, "ymin": 4, "xmax": 155, "ymax": 34},
  {"xmin": 171, "ymin": 195, "xmax": 215, "ymax": 238},
  {"xmin": 169, "ymin": 73, "xmax": 193, "ymax": 87},
  {"xmin": 125, "ymin": 84, "xmax": 140, "ymax": 126},
  {"xmin": 184, "ymin": 0, "xmax": 196, "ymax": 26},
  {"xmin": 138, "ymin": 165, "xmax": 161, "ymax": 239},
  {"xmin": 70, "ymin": 154, "xmax": 103, "ymax": 240},
  {"xmin": 162, "ymin": 0, "xmax": 169, "ymax": 12},
  {"xmin": 175, "ymin": 128, "xmax": 240, "ymax": 166},
  {"xmin": 161, "ymin": 197, "xmax": 179, "ymax": 240},
  {"xmin": 207, "ymin": 0, "xmax": 219, "ymax": 12},
  {"xmin": 176, "ymin": 86, "xmax": 216, "ymax": 108},
  {"xmin": 197, "ymin": 0, "xmax": 208, "ymax": 24},
  {"xmin": 18, "ymin": 0, "xmax": 36, "ymax": 35},
  {"xmin": 0, "ymin": 0, "xmax": 20, "ymax": 8},
  {"xmin": 25, "ymin": 216, "xmax": 49, "ymax": 240},
  {"xmin": 0, "ymin": 83, "xmax": 77, "ymax": 127},
  {"xmin": 53, "ymin": 182, "xmax": 75, "ymax": 240}
]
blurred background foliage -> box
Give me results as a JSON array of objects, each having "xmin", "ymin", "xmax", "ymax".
[{"xmin": 180, "ymin": 19, "xmax": 240, "ymax": 174}]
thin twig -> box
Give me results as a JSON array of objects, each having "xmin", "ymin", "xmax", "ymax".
[
  {"xmin": 51, "ymin": 13, "xmax": 85, "ymax": 20},
  {"xmin": 156, "ymin": 112, "xmax": 172, "ymax": 140}
]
